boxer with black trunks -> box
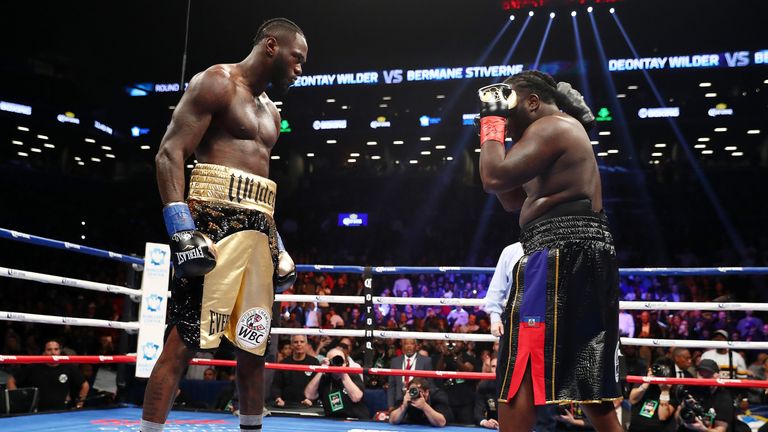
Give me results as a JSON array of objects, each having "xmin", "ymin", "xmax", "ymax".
[
  {"xmin": 140, "ymin": 18, "xmax": 307, "ymax": 432},
  {"xmin": 477, "ymin": 71, "xmax": 623, "ymax": 432}
]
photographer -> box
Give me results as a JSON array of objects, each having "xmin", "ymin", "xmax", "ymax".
[
  {"xmin": 628, "ymin": 359, "xmax": 678, "ymax": 432},
  {"xmin": 475, "ymin": 357, "xmax": 499, "ymax": 429},
  {"xmin": 433, "ymin": 340, "xmax": 481, "ymax": 424},
  {"xmin": 303, "ymin": 347, "xmax": 369, "ymax": 419},
  {"xmin": 676, "ymin": 359, "xmax": 733, "ymax": 432},
  {"xmin": 390, "ymin": 377, "xmax": 453, "ymax": 427}
]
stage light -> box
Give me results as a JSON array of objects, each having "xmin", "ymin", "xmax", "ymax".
[
  {"xmin": 747, "ymin": 129, "xmax": 761, "ymax": 135},
  {"xmin": 420, "ymin": 151, "xmax": 431, "ymax": 155},
  {"xmin": 694, "ymin": 144, "xmax": 707, "ymax": 149},
  {"xmin": 474, "ymin": 148, "xmax": 481, "ymax": 153},
  {"xmin": 44, "ymin": 143, "xmax": 54, "ymax": 149},
  {"xmin": 550, "ymin": 12, "xmax": 555, "ymax": 18},
  {"xmin": 420, "ymin": 137, "xmax": 431, "ymax": 141},
  {"xmin": 598, "ymin": 131, "xmax": 611, "ymax": 136},
  {"xmin": 590, "ymin": 140, "xmax": 599, "ymax": 145},
  {"xmin": 366, "ymin": 141, "xmax": 377, "ymax": 146},
  {"xmin": 17, "ymin": 152, "xmax": 28, "ymax": 157},
  {"xmin": 140, "ymin": 145, "xmax": 151, "ymax": 150},
  {"xmin": 379, "ymin": 103, "xmax": 388, "ymax": 108},
  {"xmin": 607, "ymin": 149, "xmax": 618, "ymax": 154},
  {"xmin": 371, "ymin": 155, "xmax": 381, "ymax": 160},
  {"xmin": 17, "ymin": 126, "xmax": 29, "ymax": 132},
  {"xmin": 37, "ymin": 134, "xmax": 48, "ymax": 140},
  {"xmin": 701, "ymin": 150, "xmax": 714, "ymax": 155},
  {"xmin": 85, "ymin": 138, "xmax": 95, "ymax": 143},
  {"xmin": 326, "ymin": 139, "xmax": 337, "ymax": 144},
  {"xmin": 654, "ymin": 143, "xmax": 667, "ymax": 148},
  {"xmin": 77, "ymin": 161, "xmax": 84, "ymax": 166},
  {"xmin": 616, "ymin": 93, "xmax": 626, "ymax": 98},
  {"xmin": 697, "ymin": 137, "xmax": 710, "ymax": 142},
  {"xmin": 101, "ymin": 146, "xmax": 111, "ymax": 150},
  {"xmin": 91, "ymin": 157, "xmax": 101, "ymax": 162},
  {"xmin": 105, "ymin": 154, "xmax": 115, "ymax": 159},
  {"xmin": 350, "ymin": 153, "xmax": 360, "ymax": 157},
  {"xmin": 627, "ymin": 85, "xmax": 638, "ymax": 90},
  {"xmin": 347, "ymin": 158, "xmax": 356, "ymax": 163},
  {"xmin": 571, "ymin": 11, "xmax": 576, "ymax": 17},
  {"xmin": 587, "ymin": 6, "xmax": 593, "ymax": 13},
  {"xmin": 509, "ymin": 15, "xmax": 515, "ymax": 21},
  {"xmin": 74, "ymin": 157, "xmax": 82, "ymax": 161},
  {"xmin": 270, "ymin": 155, "xmax": 280, "ymax": 160},
  {"xmin": 724, "ymin": 146, "xmax": 737, "ymax": 151},
  {"xmin": 610, "ymin": 8, "xmax": 615, "ymax": 13},
  {"xmin": 307, "ymin": 153, "xmax": 315, "ymax": 157},
  {"xmin": 699, "ymin": 82, "xmax": 712, "ymax": 87},
  {"xmin": 11, "ymin": 140, "xmax": 22, "ymax": 145},
  {"xmin": 705, "ymin": 93, "xmax": 717, "ymax": 98},
  {"xmin": 597, "ymin": 152, "xmax": 608, "ymax": 157},
  {"xmin": 732, "ymin": 152, "xmax": 744, "ymax": 156},
  {"xmin": 435, "ymin": 145, "xmax": 446, "ymax": 149},
  {"xmin": 409, "ymin": 160, "xmax": 418, "ymax": 164},
  {"xmin": 31, "ymin": 148, "xmax": 41, "ymax": 153},
  {"xmin": 651, "ymin": 152, "xmax": 663, "ymax": 157},
  {"xmin": 273, "ymin": 101, "xmax": 283, "ymax": 106},
  {"xmin": 529, "ymin": 11, "xmax": 534, "ymax": 16},
  {"xmin": 714, "ymin": 127, "xmax": 727, "ymax": 132},
  {"xmin": 382, "ymin": 96, "xmax": 391, "ymax": 100},
  {"xmin": 446, "ymin": 156, "xmax": 454, "ymax": 161},
  {"xmin": 326, "ymin": 98, "xmax": 336, "ymax": 103},
  {"xmin": 393, "ymin": 140, "xmax": 404, "ymax": 145}
]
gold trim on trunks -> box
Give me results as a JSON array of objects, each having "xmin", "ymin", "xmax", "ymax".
[{"xmin": 188, "ymin": 163, "xmax": 276, "ymax": 217}]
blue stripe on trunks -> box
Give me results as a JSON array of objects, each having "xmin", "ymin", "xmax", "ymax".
[{"xmin": 519, "ymin": 248, "xmax": 548, "ymax": 322}]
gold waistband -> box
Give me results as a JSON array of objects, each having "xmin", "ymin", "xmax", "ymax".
[{"xmin": 188, "ymin": 163, "xmax": 276, "ymax": 217}]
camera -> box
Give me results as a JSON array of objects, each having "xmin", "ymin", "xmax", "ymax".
[
  {"xmin": 679, "ymin": 390, "xmax": 712, "ymax": 424},
  {"xmin": 408, "ymin": 387, "xmax": 421, "ymax": 399},
  {"xmin": 330, "ymin": 355, "xmax": 345, "ymax": 367},
  {"xmin": 652, "ymin": 361, "xmax": 674, "ymax": 378}
]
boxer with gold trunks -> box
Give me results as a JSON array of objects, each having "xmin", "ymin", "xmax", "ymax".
[{"xmin": 140, "ymin": 18, "xmax": 307, "ymax": 432}]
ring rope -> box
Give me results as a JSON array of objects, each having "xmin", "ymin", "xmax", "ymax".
[
  {"xmin": 1, "ymin": 266, "xmax": 141, "ymax": 298},
  {"xmin": 0, "ymin": 228, "xmax": 144, "ymax": 266},
  {"xmin": 1, "ymin": 355, "xmax": 766, "ymax": 389},
  {"xmin": 0, "ymin": 311, "xmax": 139, "ymax": 332},
  {"xmin": 620, "ymin": 337, "xmax": 768, "ymax": 350}
]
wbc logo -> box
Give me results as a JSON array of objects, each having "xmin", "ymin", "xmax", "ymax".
[{"xmin": 236, "ymin": 307, "xmax": 271, "ymax": 350}]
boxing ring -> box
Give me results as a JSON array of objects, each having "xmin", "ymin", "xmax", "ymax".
[{"xmin": 2, "ymin": 227, "xmax": 768, "ymax": 431}]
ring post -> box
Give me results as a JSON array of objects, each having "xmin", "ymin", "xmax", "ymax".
[{"xmin": 135, "ymin": 243, "xmax": 171, "ymax": 378}]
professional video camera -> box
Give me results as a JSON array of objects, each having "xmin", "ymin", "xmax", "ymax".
[{"xmin": 678, "ymin": 390, "xmax": 715, "ymax": 425}]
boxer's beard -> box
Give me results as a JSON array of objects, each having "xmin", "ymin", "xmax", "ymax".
[{"xmin": 271, "ymin": 57, "xmax": 293, "ymax": 95}]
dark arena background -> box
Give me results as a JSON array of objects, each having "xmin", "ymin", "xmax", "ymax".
[{"xmin": 1, "ymin": 0, "xmax": 768, "ymax": 431}]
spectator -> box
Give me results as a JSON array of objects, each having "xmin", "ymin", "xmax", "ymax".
[
  {"xmin": 634, "ymin": 311, "xmax": 663, "ymax": 339},
  {"xmin": 673, "ymin": 348, "xmax": 695, "ymax": 378},
  {"xmin": 387, "ymin": 338, "xmax": 432, "ymax": 411},
  {"xmin": 619, "ymin": 310, "xmax": 635, "ymax": 338},
  {"xmin": 701, "ymin": 329, "xmax": 749, "ymax": 378},
  {"xmin": 556, "ymin": 404, "xmax": 595, "ymax": 431},
  {"xmin": 272, "ymin": 335, "xmax": 319, "ymax": 407},
  {"xmin": 389, "ymin": 377, "xmax": 453, "ymax": 427},
  {"xmin": 628, "ymin": 359, "xmax": 678, "ymax": 432},
  {"xmin": 737, "ymin": 311, "xmax": 764, "ymax": 340},
  {"xmin": 393, "ymin": 275, "xmax": 412, "ymax": 297},
  {"xmin": 304, "ymin": 347, "xmax": 368, "ymax": 419},
  {"xmin": 446, "ymin": 305, "xmax": 469, "ymax": 330},
  {"xmin": 203, "ymin": 368, "xmax": 216, "ymax": 381},
  {"xmin": 676, "ymin": 359, "xmax": 732, "ymax": 432},
  {"xmin": 7, "ymin": 339, "xmax": 89, "ymax": 411}
]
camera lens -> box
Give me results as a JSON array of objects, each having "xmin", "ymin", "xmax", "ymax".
[
  {"xmin": 408, "ymin": 387, "xmax": 420, "ymax": 399},
  {"xmin": 330, "ymin": 355, "xmax": 345, "ymax": 367}
]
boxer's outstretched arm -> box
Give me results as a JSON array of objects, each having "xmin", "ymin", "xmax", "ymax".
[
  {"xmin": 479, "ymin": 116, "xmax": 566, "ymax": 194},
  {"xmin": 155, "ymin": 68, "xmax": 233, "ymax": 204}
]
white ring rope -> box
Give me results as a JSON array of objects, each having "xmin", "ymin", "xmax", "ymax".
[
  {"xmin": 620, "ymin": 301, "xmax": 768, "ymax": 312},
  {"xmin": 0, "ymin": 310, "xmax": 139, "ymax": 332},
  {"xmin": 274, "ymin": 294, "xmax": 365, "ymax": 304},
  {"xmin": 620, "ymin": 338, "xmax": 768, "ymax": 350},
  {"xmin": 1, "ymin": 266, "xmax": 141, "ymax": 299},
  {"xmin": 374, "ymin": 297, "xmax": 486, "ymax": 307},
  {"xmin": 272, "ymin": 328, "xmax": 366, "ymax": 337}
]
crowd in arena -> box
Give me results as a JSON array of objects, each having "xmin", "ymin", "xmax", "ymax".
[{"xmin": 2, "ymin": 254, "xmax": 768, "ymax": 430}]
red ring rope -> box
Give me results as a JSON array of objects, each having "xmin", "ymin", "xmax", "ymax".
[{"xmin": 2, "ymin": 355, "xmax": 767, "ymax": 388}]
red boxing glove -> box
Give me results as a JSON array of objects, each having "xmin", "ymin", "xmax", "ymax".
[{"xmin": 479, "ymin": 116, "xmax": 506, "ymax": 147}]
